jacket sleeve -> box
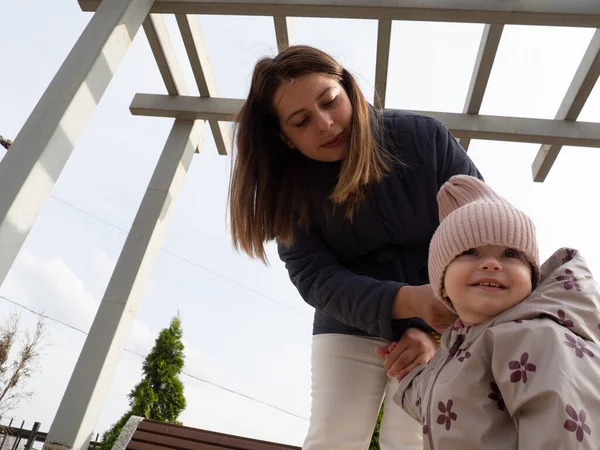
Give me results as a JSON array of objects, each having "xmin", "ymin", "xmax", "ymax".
[
  {"xmin": 433, "ymin": 119, "xmax": 483, "ymax": 187},
  {"xmin": 278, "ymin": 227, "xmax": 405, "ymax": 341},
  {"xmin": 394, "ymin": 364, "xmax": 427, "ymax": 423},
  {"xmin": 489, "ymin": 321, "xmax": 598, "ymax": 449}
]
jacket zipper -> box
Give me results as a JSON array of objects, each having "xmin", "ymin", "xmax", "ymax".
[{"xmin": 425, "ymin": 334, "xmax": 465, "ymax": 450}]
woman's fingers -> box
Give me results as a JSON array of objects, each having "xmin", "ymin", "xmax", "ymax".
[
  {"xmin": 383, "ymin": 338, "xmax": 411, "ymax": 372},
  {"xmin": 386, "ymin": 328, "xmax": 438, "ymax": 377}
]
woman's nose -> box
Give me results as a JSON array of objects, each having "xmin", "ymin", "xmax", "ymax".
[{"xmin": 316, "ymin": 111, "xmax": 334, "ymax": 133}]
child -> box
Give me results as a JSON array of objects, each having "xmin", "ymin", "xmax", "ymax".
[{"xmin": 386, "ymin": 175, "xmax": 600, "ymax": 449}]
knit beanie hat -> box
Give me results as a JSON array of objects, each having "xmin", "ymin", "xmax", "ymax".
[{"xmin": 429, "ymin": 175, "xmax": 539, "ymax": 308}]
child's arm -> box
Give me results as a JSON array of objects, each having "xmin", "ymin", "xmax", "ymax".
[
  {"xmin": 390, "ymin": 342, "xmax": 443, "ymax": 424},
  {"xmin": 490, "ymin": 321, "xmax": 599, "ymax": 449},
  {"xmin": 393, "ymin": 362, "xmax": 427, "ymax": 423}
]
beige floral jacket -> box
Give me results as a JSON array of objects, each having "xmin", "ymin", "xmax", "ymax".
[{"xmin": 395, "ymin": 248, "xmax": 600, "ymax": 449}]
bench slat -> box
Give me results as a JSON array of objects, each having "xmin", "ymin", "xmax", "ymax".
[
  {"xmin": 131, "ymin": 419, "xmax": 301, "ymax": 450},
  {"xmin": 127, "ymin": 440, "xmax": 174, "ymax": 450},
  {"xmin": 132, "ymin": 431, "xmax": 225, "ymax": 450}
]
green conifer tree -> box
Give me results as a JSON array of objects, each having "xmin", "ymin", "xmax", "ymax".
[{"xmin": 100, "ymin": 315, "xmax": 186, "ymax": 449}]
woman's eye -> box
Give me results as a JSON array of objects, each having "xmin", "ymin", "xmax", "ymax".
[
  {"xmin": 504, "ymin": 249, "xmax": 520, "ymax": 258},
  {"xmin": 294, "ymin": 117, "xmax": 309, "ymax": 127},
  {"xmin": 461, "ymin": 248, "xmax": 476, "ymax": 256},
  {"xmin": 323, "ymin": 97, "xmax": 338, "ymax": 108}
]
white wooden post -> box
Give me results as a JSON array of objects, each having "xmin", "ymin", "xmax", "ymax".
[
  {"xmin": 44, "ymin": 119, "xmax": 204, "ymax": 450},
  {"xmin": 0, "ymin": 0, "xmax": 154, "ymax": 289}
]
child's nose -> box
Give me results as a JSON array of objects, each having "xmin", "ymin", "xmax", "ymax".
[{"xmin": 479, "ymin": 257, "xmax": 501, "ymax": 271}]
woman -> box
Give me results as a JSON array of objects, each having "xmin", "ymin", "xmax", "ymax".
[{"xmin": 228, "ymin": 45, "xmax": 483, "ymax": 449}]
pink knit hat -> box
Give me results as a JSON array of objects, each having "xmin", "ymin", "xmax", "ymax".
[{"xmin": 428, "ymin": 175, "xmax": 539, "ymax": 306}]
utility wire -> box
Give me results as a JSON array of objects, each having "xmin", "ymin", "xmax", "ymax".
[
  {"xmin": 0, "ymin": 294, "xmax": 308, "ymax": 421},
  {"xmin": 49, "ymin": 195, "xmax": 311, "ymax": 318}
]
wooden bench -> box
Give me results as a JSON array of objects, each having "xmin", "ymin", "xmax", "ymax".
[{"xmin": 112, "ymin": 416, "xmax": 301, "ymax": 450}]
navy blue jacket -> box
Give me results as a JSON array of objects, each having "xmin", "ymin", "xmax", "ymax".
[{"xmin": 277, "ymin": 111, "xmax": 483, "ymax": 342}]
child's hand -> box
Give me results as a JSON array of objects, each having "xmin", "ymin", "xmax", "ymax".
[
  {"xmin": 375, "ymin": 341, "xmax": 397, "ymax": 358},
  {"xmin": 376, "ymin": 329, "xmax": 438, "ymax": 382}
]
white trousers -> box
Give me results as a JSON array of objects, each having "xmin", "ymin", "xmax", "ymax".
[{"xmin": 303, "ymin": 334, "xmax": 423, "ymax": 450}]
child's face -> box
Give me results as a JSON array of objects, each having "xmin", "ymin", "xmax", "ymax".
[{"xmin": 442, "ymin": 245, "xmax": 533, "ymax": 326}]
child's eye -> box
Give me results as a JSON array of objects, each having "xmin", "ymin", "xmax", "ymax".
[
  {"xmin": 504, "ymin": 248, "xmax": 520, "ymax": 258},
  {"xmin": 460, "ymin": 248, "xmax": 476, "ymax": 256}
]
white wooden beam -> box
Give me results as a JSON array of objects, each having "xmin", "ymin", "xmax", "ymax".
[
  {"xmin": 274, "ymin": 16, "xmax": 294, "ymax": 53},
  {"xmin": 44, "ymin": 120, "xmax": 204, "ymax": 450},
  {"xmin": 131, "ymin": 94, "xmax": 243, "ymax": 121},
  {"xmin": 0, "ymin": 0, "xmax": 153, "ymax": 333},
  {"xmin": 374, "ymin": 19, "xmax": 392, "ymax": 111},
  {"xmin": 176, "ymin": 14, "xmax": 230, "ymax": 155},
  {"xmin": 143, "ymin": 14, "xmax": 208, "ymax": 154},
  {"xmin": 143, "ymin": 14, "xmax": 188, "ymax": 95},
  {"xmin": 129, "ymin": 93, "xmax": 600, "ymax": 148},
  {"xmin": 532, "ymin": 29, "xmax": 600, "ymax": 182},
  {"xmin": 459, "ymin": 23, "xmax": 503, "ymax": 150},
  {"xmin": 79, "ymin": 0, "xmax": 600, "ymax": 28}
]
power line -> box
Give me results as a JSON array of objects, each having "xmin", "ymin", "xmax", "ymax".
[
  {"xmin": 159, "ymin": 248, "xmax": 311, "ymax": 317},
  {"xmin": 0, "ymin": 294, "xmax": 88, "ymax": 336},
  {"xmin": 50, "ymin": 195, "xmax": 126, "ymax": 234},
  {"xmin": 0, "ymin": 294, "xmax": 308, "ymax": 421},
  {"xmin": 49, "ymin": 195, "xmax": 311, "ymax": 318},
  {"xmin": 5, "ymin": 148, "xmax": 310, "ymax": 419},
  {"xmin": 177, "ymin": 371, "xmax": 308, "ymax": 420}
]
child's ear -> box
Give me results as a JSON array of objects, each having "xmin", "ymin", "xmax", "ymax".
[{"xmin": 441, "ymin": 288, "xmax": 454, "ymax": 308}]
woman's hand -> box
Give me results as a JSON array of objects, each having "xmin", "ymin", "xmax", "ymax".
[
  {"xmin": 375, "ymin": 328, "xmax": 438, "ymax": 381},
  {"xmin": 392, "ymin": 284, "xmax": 456, "ymax": 333}
]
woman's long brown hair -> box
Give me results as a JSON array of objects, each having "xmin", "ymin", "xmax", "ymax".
[{"xmin": 229, "ymin": 45, "xmax": 389, "ymax": 262}]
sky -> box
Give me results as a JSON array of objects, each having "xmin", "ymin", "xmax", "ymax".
[{"xmin": 0, "ymin": 1, "xmax": 599, "ymax": 447}]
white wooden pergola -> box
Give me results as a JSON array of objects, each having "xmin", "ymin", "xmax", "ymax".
[{"xmin": 0, "ymin": 1, "xmax": 598, "ymax": 449}]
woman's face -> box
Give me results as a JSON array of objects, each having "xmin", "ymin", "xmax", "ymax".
[{"xmin": 274, "ymin": 73, "xmax": 353, "ymax": 162}]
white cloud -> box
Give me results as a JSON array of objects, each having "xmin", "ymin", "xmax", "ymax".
[
  {"xmin": 0, "ymin": 249, "xmax": 160, "ymax": 435},
  {"xmin": 14, "ymin": 250, "xmax": 98, "ymax": 329},
  {"xmin": 5, "ymin": 250, "xmax": 158, "ymax": 353},
  {"xmin": 126, "ymin": 319, "xmax": 154, "ymax": 354}
]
